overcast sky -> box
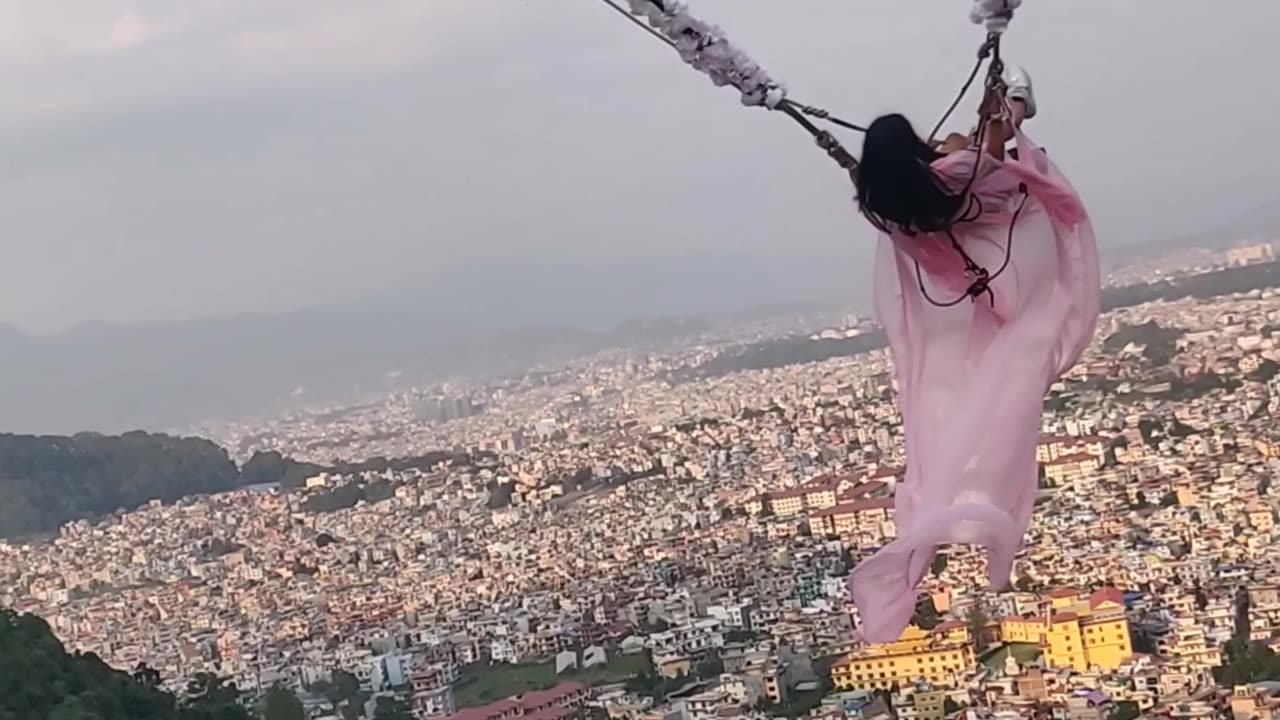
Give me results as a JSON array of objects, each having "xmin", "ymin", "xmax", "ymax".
[{"xmin": 0, "ymin": 0, "xmax": 1277, "ymax": 332}]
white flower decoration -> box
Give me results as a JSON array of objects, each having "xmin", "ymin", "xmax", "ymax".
[
  {"xmin": 628, "ymin": 0, "xmax": 789, "ymax": 110},
  {"xmin": 970, "ymin": 0, "xmax": 1022, "ymax": 32}
]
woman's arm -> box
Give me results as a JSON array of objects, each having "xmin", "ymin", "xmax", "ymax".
[
  {"xmin": 983, "ymin": 117, "xmax": 1007, "ymax": 161},
  {"xmin": 936, "ymin": 133, "xmax": 971, "ymax": 154},
  {"xmin": 935, "ymin": 85, "xmax": 1013, "ymax": 158},
  {"xmin": 978, "ymin": 86, "xmax": 1008, "ymax": 160}
]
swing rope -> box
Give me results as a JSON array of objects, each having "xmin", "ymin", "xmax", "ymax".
[
  {"xmin": 913, "ymin": 185, "xmax": 1029, "ymax": 309},
  {"xmin": 593, "ymin": 0, "xmax": 864, "ymax": 172},
  {"xmin": 928, "ymin": 34, "xmax": 1002, "ymax": 144},
  {"xmin": 596, "ymin": 0, "xmax": 679, "ymax": 49},
  {"xmin": 594, "ymin": 0, "xmax": 1028, "ymax": 309},
  {"xmin": 912, "ymin": 30, "xmax": 1030, "ymax": 310}
]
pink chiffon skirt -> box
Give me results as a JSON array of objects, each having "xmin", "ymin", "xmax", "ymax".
[{"xmin": 848, "ymin": 129, "xmax": 1100, "ymax": 644}]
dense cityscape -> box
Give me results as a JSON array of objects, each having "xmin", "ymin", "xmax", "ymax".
[{"xmin": 6, "ymin": 243, "xmax": 1280, "ymax": 720}]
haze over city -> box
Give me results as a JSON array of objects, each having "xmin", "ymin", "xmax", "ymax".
[
  {"xmin": 0, "ymin": 0, "xmax": 1278, "ymax": 431},
  {"xmin": 4, "ymin": 3, "xmax": 1280, "ymax": 720},
  {"xmin": 2, "ymin": 0, "xmax": 1277, "ymax": 330}
]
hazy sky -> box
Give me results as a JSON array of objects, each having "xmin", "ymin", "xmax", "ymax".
[{"xmin": 0, "ymin": 0, "xmax": 1277, "ymax": 332}]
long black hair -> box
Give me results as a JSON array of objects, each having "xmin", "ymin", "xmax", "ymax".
[{"xmin": 855, "ymin": 113, "xmax": 966, "ymax": 235}]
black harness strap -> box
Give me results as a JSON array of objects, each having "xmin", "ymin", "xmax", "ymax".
[{"xmin": 913, "ymin": 184, "xmax": 1029, "ymax": 309}]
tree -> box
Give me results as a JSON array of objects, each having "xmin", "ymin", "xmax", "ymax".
[
  {"xmin": 965, "ymin": 603, "xmax": 991, "ymax": 652},
  {"xmin": 640, "ymin": 618, "xmax": 670, "ymax": 634},
  {"xmin": 485, "ymin": 480, "xmax": 515, "ymax": 509},
  {"xmin": 0, "ymin": 609, "xmax": 208, "ymax": 718},
  {"xmin": 1235, "ymin": 586, "xmax": 1252, "ymax": 643},
  {"xmin": 1215, "ymin": 641, "xmax": 1280, "ymax": 687},
  {"xmin": 930, "ymin": 553, "xmax": 949, "ymax": 576},
  {"xmin": 837, "ymin": 546, "xmax": 855, "ymax": 574},
  {"xmin": 324, "ymin": 671, "xmax": 360, "ymax": 705},
  {"xmin": 373, "ymin": 695, "xmax": 414, "ymax": 720},
  {"xmin": 1131, "ymin": 632, "xmax": 1156, "ymax": 655},
  {"xmin": 186, "ymin": 673, "xmax": 239, "ymax": 706},
  {"xmin": 1112, "ymin": 701, "xmax": 1140, "ymax": 720},
  {"xmin": 48, "ymin": 697, "xmax": 96, "ymax": 720},
  {"xmin": 260, "ymin": 687, "xmax": 305, "ymax": 720},
  {"xmin": 240, "ymin": 450, "xmax": 324, "ymax": 489},
  {"xmin": 134, "ymin": 663, "xmax": 164, "ymax": 690},
  {"xmin": 0, "ymin": 432, "xmax": 240, "ymax": 539},
  {"xmin": 911, "ymin": 597, "xmax": 941, "ymax": 630},
  {"xmin": 1, "ymin": 609, "xmax": 271, "ymax": 720},
  {"xmin": 695, "ymin": 655, "xmax": 725, "ymax": 680},
  {"xmin": 184, "ymin": 673, "xmax": 250, "ymax": 720},
  {"xmin": 1133, "ymin": 491, "xmax": 1149, "ymax": 510},
  {"xmin": 342, "ymin": 692, "xmax": 371, "ymax": 720}
]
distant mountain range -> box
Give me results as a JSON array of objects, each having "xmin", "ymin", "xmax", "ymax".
[
  {"xmin": 4, "ymin": 222, "xmax": 1277, "ymax": 436},
  {"xmin": 0, "ymin": 252, "xmax": 862, "ymax": 434},
  {"xmin": 1104, "ymin": 195, "xmax": 1280, "ymax": 265}
]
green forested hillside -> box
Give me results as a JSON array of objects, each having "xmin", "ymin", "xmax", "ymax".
[
  {"xmin": 0, "ymin": 609, "xmax": 250, "ymax": 720},
  {"xmin": 0, "ymin": 432, "xmax": 239, "ymax": 539}
]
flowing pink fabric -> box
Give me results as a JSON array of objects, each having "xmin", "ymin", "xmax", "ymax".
[{"xmin": 848, "ymin": 129, "xmax": 1100, "ymax": 644}]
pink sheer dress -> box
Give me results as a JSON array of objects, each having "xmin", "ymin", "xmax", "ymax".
[{"xmin": 849, "ymin": 128, "xmax": 1100, "ymax": 644}]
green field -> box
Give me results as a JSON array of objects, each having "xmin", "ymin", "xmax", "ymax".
[
  {"xmin": 979, "ymin": 643, "xmax": 1042, "ymax": 669},
  {"xmin": 454, "ymin": 654, "xmax": 650, "ymax": 708}
]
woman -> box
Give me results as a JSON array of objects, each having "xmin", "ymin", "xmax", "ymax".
[
  {"xmin": 857, "ymin": 70, "xmax": 1032, "ymax": 236},
  {"xmin": 846, "ymin": 69, "xmax": 1101, "ymax": 644}
]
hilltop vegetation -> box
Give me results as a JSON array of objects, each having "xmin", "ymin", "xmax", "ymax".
[
  {"xmin": 0, "ymin": 609, "xmax": 250, "ymax": 720},
  {"xmin": 5, "ymin": 261, "xmax": 1280, "ymax": 539},
  {"xmin": 1099, "ymin": 259, "xmax": 1280, "ymax": 310},
  {"xmin": 1103, "ymin": 321, "xmax": 1186, "ymax": 365},
  {"xmin": 0, "ymin": 432, "xmax": 239, "ymax": 540},
  {"xmin": 0, "ymin": 434, "xmax": 472, "ymax": 539},
  {"xmin": 687, "ymin": 260, "xmax": 1280, "ymax": 381},
  {"xmin": 240, "ymin": 449, "xmax": 469, "ymax": 491}
]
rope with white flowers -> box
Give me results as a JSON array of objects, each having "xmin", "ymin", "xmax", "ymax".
[
  {"xmin": 595, "ymin": 0, "xmax": 1024, "ymax": 176},
  {"xmin": 930, "ymin": 0, "xmax": 1017, "ymax": 141},
  {"xmin": 971, "ymin": 0, "xmax": 1021, "ymax": 33},
  {"xmin": 914, "ymin": 0, "xmax": 1027, "ymax": 310},
  {"xmin": 598, "ymin": 0, "xmax": 862, "ymax": 172}
]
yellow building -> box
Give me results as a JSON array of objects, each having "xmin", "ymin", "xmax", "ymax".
[
  {"xmin": 999, "ymin": 588, "xmax": 1132, "ymax": 672},
  {"xmin": 1046, "ymin": 613, "xmax": 1087, "ymax": 671},
  {"xmin": 1043, "ymin": 453, "xmax": 1102, "ymax": 486},
  {"xmin": 1047, "ymin": 588, "xmax": 1080, "ymax": 611},
  {"xmin": 770, "ymin": 489, "xmax": 807, "ymax": 517},
  {"xmin": 807, "ymin": 498, "xmax": 895, "ymax": 538},
  {"xmin": 830, "ymin": 625, "xmax": 974, "ymax": 691},
  {"xmin": 1002, "ymin": 616, "xmax": 1047, "ymax": 644},
  {"xmin": 932, "ymin": 620, "xmax": 971, "ymax": 646},
  {"xmin": 764, "ymin": 478, "xmax": 841, "ymax": 519},
  {"xmin": 803, "ymin": 482, "xmax": 838, "ymax": 510}
]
